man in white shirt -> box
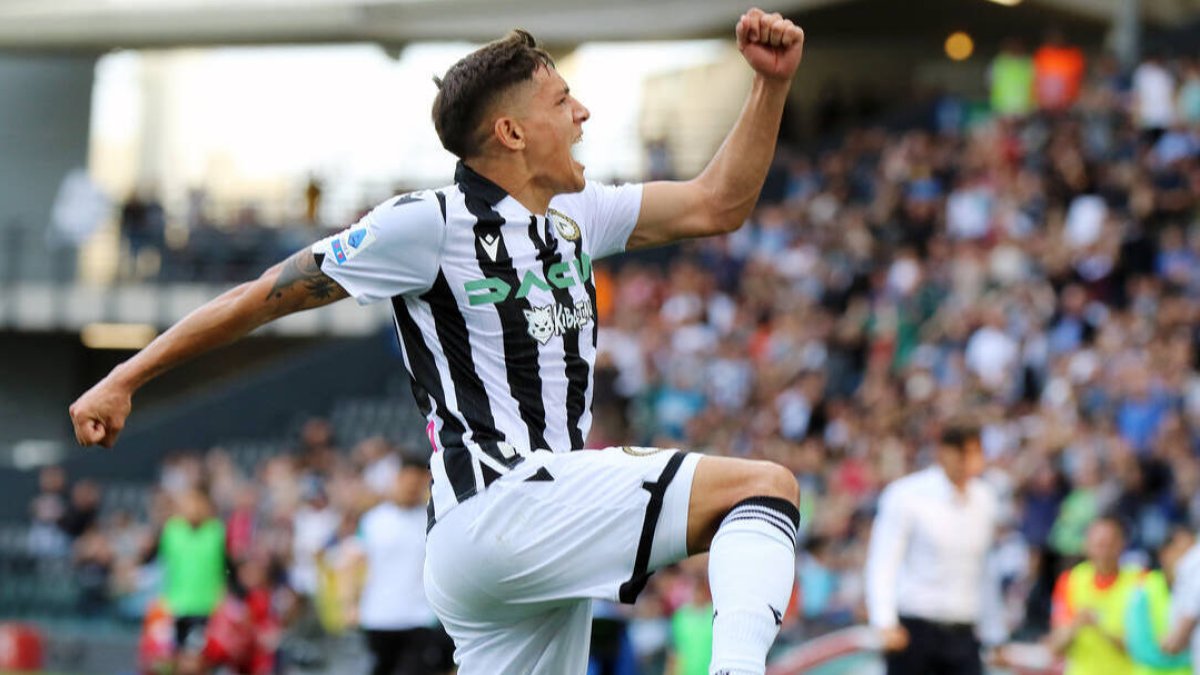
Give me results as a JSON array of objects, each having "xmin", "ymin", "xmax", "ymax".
[
  {"xmin": 866, "ymin": 423, "xmax": 998, "ymax": 675},
  {"xmin": 355, "ymin": 459, "xmax": 453, "ymax": 675},
  {"xmin": 1132, "ymin": 53, "xmax": 1176, "ymax": 143}
]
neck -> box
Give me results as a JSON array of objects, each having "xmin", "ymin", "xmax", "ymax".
[
  {"xmin": 1094, "ymin": 562, "xmax": 1118, "ymax": 576},
  {"xmin": 465, "ymin": 156, "xmax": 554, "ymax": 214}
]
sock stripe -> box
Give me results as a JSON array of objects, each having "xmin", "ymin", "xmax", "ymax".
[
  {"xmin": 729, "ymin": 495, "xmax": 800, "ymax": 527},
  {"xmin": 725, "ymin": 504, "xmax": 797, "ymax": 531},
  {"xmin": 725, "ymin": 506, "xmax": 798, "ymax": 544},
  {"xmin": 722, "ymin": 515, "xmax": 797, "ymax": 549}
]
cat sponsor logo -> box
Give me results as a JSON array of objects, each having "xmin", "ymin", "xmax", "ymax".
[{"xmin": 523, "ymin": 299, "xmax": 594, "ymax": 345}]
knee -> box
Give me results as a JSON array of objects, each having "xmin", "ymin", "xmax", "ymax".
[{"xmin": 745, "ymin": 461, "xmax": 799, "ymax": 505}]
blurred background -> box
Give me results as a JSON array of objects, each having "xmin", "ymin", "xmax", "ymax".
[{"xmin": 2, "ymin": 0, "xmax": 1200, "ymax": 672}]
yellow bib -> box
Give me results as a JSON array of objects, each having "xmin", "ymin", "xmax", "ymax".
[{"xmin": 1064, "ymin": 562, "xmax": 1141, "ymax": 675}]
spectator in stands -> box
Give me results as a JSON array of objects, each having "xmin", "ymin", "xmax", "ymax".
[
  {"xmin": 304, "ymin": 174, "xmax": 323, "ymax": 225},
  {"xmin": 156, "ymin": 488, "xmax": 228, "ymax": 670},
  {"xmin": 74, "ymin": 525, "xmax": 114, "ymax": 618},
  {"xmin": 118, "ymin": 188, "xmax": 165, "ymax": 281},
  {"xmin": 1048, "ymin": 516, "xmax": 1142, "ymax": 675},
  {"xmin": 354, "ymin": 459, "xmax": 453, "ymax": 675},
  {"xmin": 1132, "ymin": 52, "xmax": 1177, "ymax": 146},
  {"xmin": 1125, "ymin": 527, "xmax": 1194, "ymax": 675},
  {"xmin": 202, "ymin": 553, "xmax": 280, "ymax": 675},
  {"xmin": 27, "ymin": 464, "xmax": 69, "ymax": 558},
  {"xmin": 1033, "ymin": 29, "xmax": 1085, "ymax": 112},
  {"xmin": 205, "ymin": 448, "xmax": 245, "ymax": 515},
  {"xmin": 667, "ymin": 556, "xmax": 714, "ymax": 675},
  {"xmin": 225, "ymin": 485, "xmax": 258, "ymax": 564},
  {"xmin": 1163, "ymin": 523, "xmax": 1200, "ymax": 672},
  {"xmin": 357, "ymin": 436, "xmax": 400, "ymax": 498},
  {"xmin": 61, "ymin": 478, "xmax": 102, "ymax": 540},
  {"xmin": 290, "ymin": 477, "xmax": 339, "ymax": 600},
  {"xmin": 798, "ymin": 535, "xmax": 852, "ymax": 633},
  {"xmin": 1176, "ymin": 59, "xmax": 1200, "ymax": 126},
  {"xmin": 990, "ymin": 38, "xmax": 1036, "ymax": 118}
]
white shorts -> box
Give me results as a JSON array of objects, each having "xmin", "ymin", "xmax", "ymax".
[{"xmin": 423, "ymin": 446, "xmax": 701, "ymax": 675}]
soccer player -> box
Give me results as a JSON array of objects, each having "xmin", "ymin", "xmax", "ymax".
[{"xmin": 69, "ymin": 10, "xmax": 805, "ymax": 674}]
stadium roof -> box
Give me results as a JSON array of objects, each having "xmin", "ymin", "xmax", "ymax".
[{"xmin": 0, "ymin": 0, "xmax": 1189, "ymax": 51}]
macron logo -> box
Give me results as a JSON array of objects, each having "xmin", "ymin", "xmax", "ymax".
[{"xmin": 479, "ymin": 232, "xmax": 501, "ymax": 262}]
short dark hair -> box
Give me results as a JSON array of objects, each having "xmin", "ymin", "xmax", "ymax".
[
  {"xmin": 431, "ymin": 30, "xmax": 555, "ymax": 159},
  {"xmin": 1091, "ymin": 514, "xmax": 1128, "ymax": 539},
  {"xmin": 939, "ymin": 422, "xmax": 981, "ymax": 450}
]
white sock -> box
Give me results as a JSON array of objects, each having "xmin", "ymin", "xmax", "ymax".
[{"xmin": 708, "ymin": 496, "xmax": 799, "ymax": 675}]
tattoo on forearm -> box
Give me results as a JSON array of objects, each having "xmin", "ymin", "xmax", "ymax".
[{"xmin": 266, "ymin": 250, "xmax": 338, "ymax": 303}]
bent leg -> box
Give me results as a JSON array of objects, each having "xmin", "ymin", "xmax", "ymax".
[
  {"xmin": 687, "ymin": 455, "xmax": 801, "ymax": 675},
  {"xmin": 687, "ymin": 455, "xmax": 799, "ymax": 554}
]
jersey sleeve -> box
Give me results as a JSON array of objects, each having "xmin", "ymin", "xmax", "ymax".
[
  {"xmin": 311, "ymin": 191, "xmax": 445, "ymax": 304},
  {"xmin": 576, "ymin": 181, "xmax": 643, "ymax": 260}
]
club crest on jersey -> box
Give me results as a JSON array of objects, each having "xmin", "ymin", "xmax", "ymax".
[
  {"xmin": 524, "ymin": 299, "xmax": 594, "ymax": 345},
  {"xmin": 548, "ymin": 209, "xmax": 581, "ymax": 241}
]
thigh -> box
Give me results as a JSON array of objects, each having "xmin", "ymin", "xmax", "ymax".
[
  {"xmin": 424, "ymin": 448, "xmax": 700, "ymax": 615},
  {"xmin": 440, "ymin": 599, "xmax": 593, "ymax": 675},
  {"xmin": 423, "ymin": 448, "xmax": 698, "ymax": 671}
]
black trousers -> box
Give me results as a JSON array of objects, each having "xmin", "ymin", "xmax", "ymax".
[
  {"xmin": 363, "ymin": 627, "xmax": 454, "ymax": 675},
  {"xmin": 885, "ymin": 616, "xmax": 982, "ymax": 675},
  {"xmin": 173, "ymin": 615, "xmax": 209, "ymax": 651}
]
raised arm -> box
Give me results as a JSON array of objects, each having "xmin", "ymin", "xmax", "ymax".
[
  {"xmin": 68, "ymin": 247, "xmax": 348, "ymax": 447},
  {"xmin": 627, "ymin": 9, "xmax": 804, "ymax": 250}
]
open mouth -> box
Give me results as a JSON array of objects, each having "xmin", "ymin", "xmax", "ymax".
[{"xmin": 571, "ymin": 135, "xmax": 584, "ymax": 165}]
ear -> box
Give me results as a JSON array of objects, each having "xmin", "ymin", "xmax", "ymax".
[{"xmin": 494, "ymin": 116, "xmax": 526, "ymax": 151}]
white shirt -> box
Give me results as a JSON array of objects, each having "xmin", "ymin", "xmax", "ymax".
[
  {"xmin": 866, "ymin": 465, "xmax": 998, "ymax": 629},
  {"xmin": 1133, "ymin": 61, "xmax": 1176, "ymax": 129},
  {"xmin": 290, "ymin": 504, "xmax": 340, "ymax": 596},
  {"xmin": 357, "ymin": 502, "xmax": 435, "ymax": 630},
  {"xmin": 1168, "ymin": 541, "xmax": 1200, "ymax": 670},
  {"xmin": 965, "ymin": 326, "xmax": 1018, "ymax": 390},
  {"xmin": 362, "ymin": 454, "xmax": 400, "ymax": 497}
]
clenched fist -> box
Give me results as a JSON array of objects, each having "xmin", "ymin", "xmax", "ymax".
[
  {"xmin": 69, "ymin": 376, "xmax": 133, "ymax": 448},
  {"xmin": 735, "ymin": 8, "xmax": 805, "ymax": 82}
]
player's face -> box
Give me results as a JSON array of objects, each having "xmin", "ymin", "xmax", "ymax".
[{"xmin": 521, "ymin": 66, "xmax": 590, "ymax": 194}]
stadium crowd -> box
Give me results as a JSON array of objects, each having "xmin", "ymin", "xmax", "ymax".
[{"xmin": 20, "ymin": 42, "xmax": 1200, "ymax": 674}]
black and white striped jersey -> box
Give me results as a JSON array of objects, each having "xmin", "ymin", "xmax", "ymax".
[{"xmin": 313, "ymin": 162, "xmax": 642, "ymax": 521}]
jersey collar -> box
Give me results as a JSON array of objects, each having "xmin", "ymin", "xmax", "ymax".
[{"xmin": 455, "ymin": 161, "xmax": 509, "ymax": 206}]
